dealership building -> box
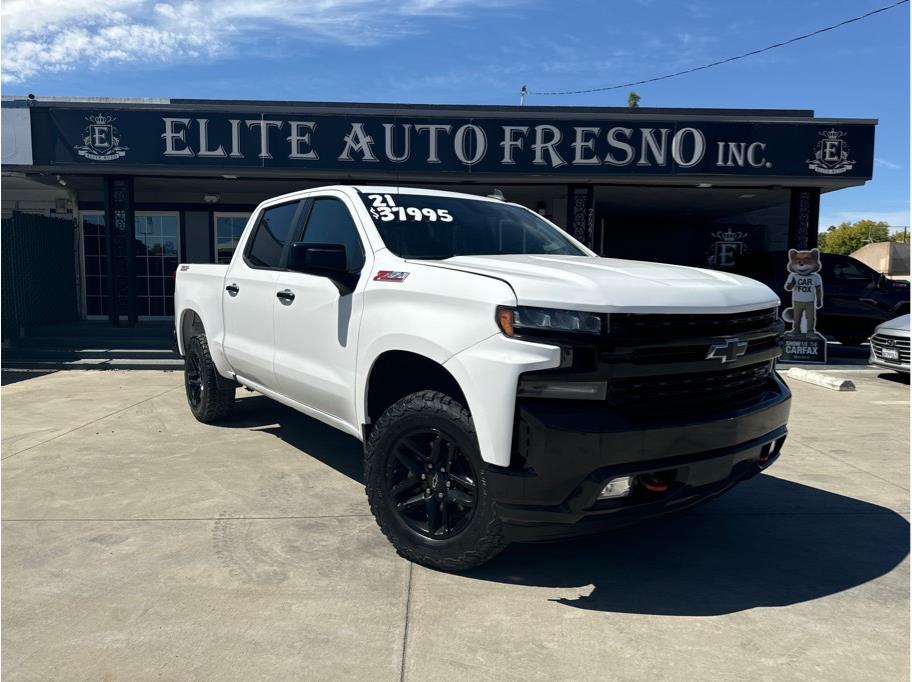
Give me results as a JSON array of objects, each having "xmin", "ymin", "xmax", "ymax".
[{"xmin": 0, "ymin": 95, "xmax": 876, "ymax": 331}]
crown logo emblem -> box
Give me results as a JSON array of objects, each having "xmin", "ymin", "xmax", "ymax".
[
  {"xmin": 74, "ymin": 112, "xmax": 129, "ymax": 162},
  {"xmin": 808, "ymin": 128, "xmax": 853, "ymax": 175},
  {"xmin": 708, "ymin": 227, "xmax": 749, "ymax": 269},
  {"xmin": 820, "ymin": 129, "xmax": 846, "ymax": 141},
  {"xmin": 713, "ymin": 227, "xmax": 747, "ymax": 243},
  {"xmin": 86, "ymin": 113, "xmax": 116, "ymax": 126}
]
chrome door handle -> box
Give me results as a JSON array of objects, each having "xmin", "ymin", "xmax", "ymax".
[
  {"xmin": 276, "ymin": 289, "xmax": 295, "ymax": 302},
  {"xmin": 225, "ymin": 283, "xmax": 239, "ymax": 295}
]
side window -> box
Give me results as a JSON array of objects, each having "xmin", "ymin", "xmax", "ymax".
[
  {"xmin": 836, "ymin": 259, "xmax": 873, "ymax": 281},
  {"xmin": 300, "ymin": 198, "xmax": 366, "ymax": 272},
  {"xmin": 246, "ymin": 201, "xmax": 300, "ymax": 268}
]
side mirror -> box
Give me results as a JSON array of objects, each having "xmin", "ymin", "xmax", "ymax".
[
  {"xmin": 877, "ymin": 273, "xmax": 887, "ymax": 288},
  {"xmin": 287, "ymin": 242, "xmax": 356, "ymax": 294},
  {"xmin": 288, "ymin": 242, "xmax": 348, "ymax": 275}
]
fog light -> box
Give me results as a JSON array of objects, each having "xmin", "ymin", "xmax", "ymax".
[
  {"xmin": 517, "ymin": 380, "xmax": 607, "ymax": 400},
  {"xmin": 598, "ymin": 476, "xmax": 632, "ymax": 500}
]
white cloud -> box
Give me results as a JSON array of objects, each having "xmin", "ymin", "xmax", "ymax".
[
  {"xmin": 874, "ymin": 157, "xmax": 902, "ymax": 170},
  {"xmin": 0, "ymin": 0, "xmax": 515, "ymax": 84}
]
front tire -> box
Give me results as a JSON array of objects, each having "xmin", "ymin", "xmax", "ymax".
[
  {"xmin": 184, "ymin": 334, "xmax": 235, "ymax": 423},
  {"xmin": 365, "ymin": 390, "xmax": 508, "ymax": 571}
]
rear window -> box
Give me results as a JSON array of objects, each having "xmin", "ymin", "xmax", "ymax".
[
  {"xmin": 358, "ymin": 192, "xmax": 584, "ymax": 260},
  {"xmin": 246, "ymin": 201, "xmax": 301, "ymax": 268}
]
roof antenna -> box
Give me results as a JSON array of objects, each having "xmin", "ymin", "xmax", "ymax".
[
  {"xmin": 520, "ymin": 85, "xmax": 527, "ymax": 106},
  {"xmin": 488, "ymin": 189, "xmax": 506, "ymax": 201}
]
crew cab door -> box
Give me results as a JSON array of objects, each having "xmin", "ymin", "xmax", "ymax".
[
  {"xmin": 221, "ymin": 199, "xmax": 305, "ymax": 389},
  {"xmin": 819, "ymin": 255, "xmax": 887, "ymax": 331},
  {"xmin": 273, "ymin": 194, "xmax": 368, "ymax": 429}
]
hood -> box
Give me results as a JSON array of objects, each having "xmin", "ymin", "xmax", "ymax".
[
  {"xmin": 423, "ymin": 254, "xmax": 779, "ymax": 314},
  {"xmin": 877, "ymin": 314, "xmax": 910, "ymax": 334}
]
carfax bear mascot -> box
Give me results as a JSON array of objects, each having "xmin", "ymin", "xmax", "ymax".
[{"xmin": 782, "ymin": 248, "xmax": 824, "ymax": 335}]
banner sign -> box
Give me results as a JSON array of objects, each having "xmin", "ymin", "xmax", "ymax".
[
  {"xmin": 568, "ymin": 185, "xmax": 595, "ymax": 246},
  {"xmin": 30, "ymin": 107, "xmax": 875, "ymax": 179},
  {"xmin": 103, "ymin": 176, "xmax": 136, "ymax": 324}
]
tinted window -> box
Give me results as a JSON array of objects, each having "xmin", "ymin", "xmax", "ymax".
[
  {"xmin": 358, "ymin": 193, "xmax": 584, "ymax": 260},
  {"xmin": 823, "ymin": 256, "xmax": 874, "ymax": 282},
  {"xmin": 300, "ymin": 198, "xmax": 365, "ymax": 272},
  {"xmin": 246, "ymin": 202, "xmax": 300, "ymax": 268}
]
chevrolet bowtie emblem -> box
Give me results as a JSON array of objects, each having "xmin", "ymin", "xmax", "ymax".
[{"xmin": 706, "ymin": 338, "xmax": 749, "ymax": 363}]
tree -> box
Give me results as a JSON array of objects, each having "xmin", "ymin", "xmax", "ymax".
[
  {"xmin": 627, "ymin": 91, "xmax": 640, "ymax": 108},
  {"xmin": 818, "ymin": 220, "xmax": 890, "ymax": 255},
  {"xmin": 890, "ymin": 229, "xmax": 910, "ymax": 244}
]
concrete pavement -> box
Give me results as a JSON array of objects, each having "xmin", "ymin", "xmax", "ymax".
[{"xmin": 2, "ymin": 368, "xmax": 908, "ymax": 680}]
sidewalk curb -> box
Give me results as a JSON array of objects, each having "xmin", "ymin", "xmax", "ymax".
[{"xmin": 785, "ymin": 367, "xmax": 856, "ymax": 391}]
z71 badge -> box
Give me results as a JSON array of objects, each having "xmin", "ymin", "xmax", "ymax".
[{"xmin": 373, "ymin": 271, "xmax": 409, "ymax": 282}]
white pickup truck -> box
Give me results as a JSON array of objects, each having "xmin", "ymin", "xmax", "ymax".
[{"xmin": 175, "ymin": 185, "xmax": 790, "ymax": 570}]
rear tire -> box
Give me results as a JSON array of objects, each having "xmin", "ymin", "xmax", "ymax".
[
  {"xmin": 365, "ymin": 390, "xmax": 508, "ymax": 571},
  {"xmin": 184, "ymin": 334, "xmax": 235, "ymax": 423}
]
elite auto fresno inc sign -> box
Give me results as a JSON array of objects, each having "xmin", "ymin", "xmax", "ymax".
[{"xmin": 35, "ymin": 107, "xmax": 875, "ymax": 178}]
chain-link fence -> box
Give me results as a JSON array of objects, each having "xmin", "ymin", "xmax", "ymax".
[{"xmin": 2, "ymin": 212, "xmax": 79, "ymax": 341}]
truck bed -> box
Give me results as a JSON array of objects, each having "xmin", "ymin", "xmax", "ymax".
[{"xmin": 174, "ymin": 264, "xmax": 229, "ymax": 356}]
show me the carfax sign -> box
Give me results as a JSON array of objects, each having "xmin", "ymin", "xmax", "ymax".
[{"xmin": 29, "ymin": 106, "xmax": 875, "ymax": 178}]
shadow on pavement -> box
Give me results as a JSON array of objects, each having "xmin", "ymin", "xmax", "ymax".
[
  {"xmin": 876, "ymin": 371, "xmax": 910, "ymax": 385},
  {"xmin": 467, "ymin": 475, "xmax": 909, "ymax": 616},
  {"xmin": 222, "ymin": 393, "xmax": 365, "ymax": 482},
  {"xmin": 214, "ymin": 394, "xmax": 909, "ymax": 617},
  {"xmin": 1, "ymin": 369, "xmax": 58, "ymax": 386}
]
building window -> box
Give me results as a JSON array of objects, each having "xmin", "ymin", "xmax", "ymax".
[
  {"xmin": 81, "ymin": 212, "xmax": 108, "ymax": 317},
  {"xmin": 214, "ymin": 213, "xmax": 250, "ymax": 264},
  {"xmin": 135, "ymin": 212, "xmax": 179, "ymax": 317}
]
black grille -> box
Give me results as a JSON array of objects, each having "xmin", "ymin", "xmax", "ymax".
[
  {"xmin": 630, "ymin": 336, "xmax": 779, "ymax": 365},
  {"xmin": 612, "ymin": 308, "xmax": 779, "ymax": 340},
  {"xmin": 871, "ymin": 333, "xmax": 910, "ymax": 365},
  {"xmin": 607, "ymin": 361, "xmax": 775, "ymax": 412}
]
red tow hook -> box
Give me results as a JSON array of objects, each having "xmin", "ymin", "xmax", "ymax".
[{"xmin": 638, "ymin": 474, "xmax": 671, "ymax": 493}]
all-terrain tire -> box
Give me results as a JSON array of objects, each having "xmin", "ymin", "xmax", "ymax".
[
  {"xmin": 184, "ymin": 334, "xmax": 235, "ymax": 423},
  {"xmin": 365, "ymin": 390, "xmax": 508, "ymax": 571}
]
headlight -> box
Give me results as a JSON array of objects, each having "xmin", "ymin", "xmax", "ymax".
[{"xmin": 496, "ymin": 305, "xmax": 604, "ymax": 336}]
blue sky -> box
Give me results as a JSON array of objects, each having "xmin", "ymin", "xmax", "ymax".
[{"xmin": 2, "ymin": 0, "xmax": 908, "ymax": 231}]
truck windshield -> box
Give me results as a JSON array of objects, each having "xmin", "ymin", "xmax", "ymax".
[{"xmin": 358, "ymin": 192, "xmax": 585, "ymax": 260}]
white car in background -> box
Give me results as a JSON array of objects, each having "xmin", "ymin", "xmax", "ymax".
[{"xmin": 869, "ymin": 315, "xmax": 910, "ymax": 374}]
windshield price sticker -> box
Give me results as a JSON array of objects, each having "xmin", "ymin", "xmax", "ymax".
[{"xmin": 367, "ymin": 194, "xmax": 453, "ymax": 223}]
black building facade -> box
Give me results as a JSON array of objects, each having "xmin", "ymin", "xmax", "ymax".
[{"xmin": 0, "ymin": 96, "xmax": 877, "ymax": 325}]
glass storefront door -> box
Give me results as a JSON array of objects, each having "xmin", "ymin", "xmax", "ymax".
[
  {"xmin": 135, "ymin": 212, "xmax": 179, "ymax": 317},
  {"xmin": 214, "ymin": 213, "xmax": 251, "ymax": 264},
  {"xmin": 80, "ymin": 212, "xmax": 109, "ymax": 317}
]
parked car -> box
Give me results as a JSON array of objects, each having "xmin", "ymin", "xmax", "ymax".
[
  {"xmin": 733, "ymin": 251, "xmax": 910, "ymax": 346},
  {"xmin": 869, "ymin": 314, "xmax": 910, "ymax": 374},
  {"xmin": 175, "ymin": 186, "xmax": 790, "ymax": 570}
]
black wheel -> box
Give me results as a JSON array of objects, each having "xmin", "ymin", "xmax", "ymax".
[
  {"xmin": 184, "ymin": 334, "xmax": 235, "ymax": 423},
  {"xmin": 365, "ymin": 390, "xmax": 508, "ymax": 571}
]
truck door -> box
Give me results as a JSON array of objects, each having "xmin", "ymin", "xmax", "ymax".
[
  {"xmin": 221, "ymin": 200, "xmax": 305, "ymax": 389},
  {"xmin": 272, "ymin": 194, "xmax": 367, "ymax": 429},
  {"xmin": 819, "ymin": 255, "xmax": 885, "ymax": 334}
]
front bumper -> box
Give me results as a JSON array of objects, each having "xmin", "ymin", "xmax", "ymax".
[
  {"xmin": 870, "ymin": 356, "xmax": 911, "ymax": 373},
  {"xmin": 869, "ymin": 331, "xmax": 910, "ymax": 373},
  {"xmin": 487, "ymin": 373, "xmax": 791, "ymax": 541}
]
